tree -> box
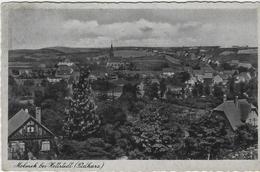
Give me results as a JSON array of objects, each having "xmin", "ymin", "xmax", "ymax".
[
  {"xmin": 204, "ymin": 84, "xmax": 211, "ymax": 96},
  {"xmin": 128, "ymin": 62, "xmax": 135, "ymax": 71},
  {"xmin": 42, "ymin": 109, "xmax": 64, "ymax": 135},
  {"xmin": 145, "ymin": 82, "xmax": 159, "ymax": 100},
  {"xmin": 45, "ymin": 79, "xmax": 69, "ymax": 100},
  {"xmin": 34, "ymin": 90, "xmax": 44, "ymax": 106},
  {"xmin": 24, "ymin": 80, "xmax": 34, "ymax": 87},
  {"xmin": 213, "ymin": 85, "xmax": 224, "ymax": 99},
  {"xmin": 130, "ymin": 103, "xmax": 185, "ymax": 159},
  {"xmin": 222, "ymin": 63, "xmax": 233, "ymax": 70},
  {"xmin": 63, "ymin": 68, "xmax": 101, "ymax": 139},
  {"xmin": 247, "ymin": 78, "xmax": 257, "ymax": 97},
  {"xmin": 237, "ymin": 66, "xmax": 249, "ymax": 73},
  {"xmin": 122, "ymin": 83, "xmax": 137, "ymax": 99},
  {"xmin": 186, "ymin": 115, "xmax": 232, "ymax": 159},
  {"xmin": 159, "ymin": 78, "xmax": 167, "ymax": 98},
  {"xmin": 192, "ymin": 87, "xmax": 198, "ymax": 97},
  {"xmin": 234, "ymin": 124, "xmax": 257, "ymax": 149},
  {"xmin": 234, "ymin": 82, "xmax": 247, "ymax": 97},
  {"xmin": 195, "ymin": 82, "xmax": 204, "ymax": 96},
  {"xmin": 178, "ymin": 71, "xmax": 190, "ymax": 83},
  {"xmin": 97, "ymin": 102, "xmax": 126, "ymax": 125},
  {"xmin": 227, "ymin": 77, "xmax": 235, "ymax": 96}
]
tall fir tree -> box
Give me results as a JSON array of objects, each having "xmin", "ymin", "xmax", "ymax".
[{"xmin": 63, "ymin": 67, "xmax": 101, "ymax": 139}]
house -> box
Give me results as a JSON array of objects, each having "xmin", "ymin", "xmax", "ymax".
[
  {"xmin": 106, "ymin": 58, "xmax": 125, "ymax": 70},
  {"xmin": 166, "ymin": 85, "xmax": 183, "ymax": 93},
  {"xmin": 222, "ymin": 70, "xmax": 236, "ymax": 77},
  {"xmin": 9, "ymin": 62, "xmax": 33, "ymax": 78},
  {"xmin": 229, "ymin": 60, "xmax": 240, "ymax": 66},
  {"xmin": 201, "ymin": 65, "xmax": 214, "ymax": 73},
  {"xmin": 108, "ymin": 73, "xmax": 119, "ymax": 81},
  {"xmin": 8, "ymin": 108, "xmax": 56, "ymax": 160},
  {"xmin": 47, "ymin": 77, "xmax": 62, "ymax": 83},
  {"xmin": 212, "ymin": 96, "xmax": 257, "ymax": 134},
  {"xmin": 106, "ymin": 43, "xmax": 127, "ymax": 70},
  {"xmin": 17, "ymin": 96, "xmax": 34, "ymax": 105},
  {"xmin": 55, "ymin": 59, "xmax": 77, "ymax": 79},
  {"xmin": 215, "ymin": 60, "xmax": 220, "ymax": 66},
  {"xmin": 161, "ymin": 68, "xmax": 175, "ymax": 77},
  {"xmin": 213, "ymin": 75, "xmax": 223, "ymax": 85},
  {"xmin": 107, "ymin": 85, "xmax": 124, "ymax": 99},
  {"xmin": 203, "ymin": 72, "xmax": 213, "ymax": 84},
  {"xmin": 193, "ymin": 69, "xmax": 204, "ymax": 77},
  {"xmin": 151, "ymin": 78, "xmax": 160, "ymax": 85},
  {"xmin": 238, "ymin": 62, "xmax": 252, "ymax": 69},
  {"xmin": 55, "ymin": 64, "xmax": 73, "ymax": 78},
  {"xmin": 185, "ymin": 76, "xmax": 197, "ymax": 86}
]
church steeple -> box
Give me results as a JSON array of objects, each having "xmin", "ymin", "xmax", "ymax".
[{"xmin": 109, "ymin": 42, "xmax": 114, "ymax": 59}]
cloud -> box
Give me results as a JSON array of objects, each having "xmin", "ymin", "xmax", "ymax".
[
  {"xmin": 9, "ymin": 10, "xmax": 257, "ymax": 49},
  {"xmin": 140, "ymin": 26, "xmax": 153, "ymax": 33}
]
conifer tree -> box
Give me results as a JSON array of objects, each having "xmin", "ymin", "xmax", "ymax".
[{"xmin": 63, "ymin": 67, "xmax": 101, "ymax": 139}]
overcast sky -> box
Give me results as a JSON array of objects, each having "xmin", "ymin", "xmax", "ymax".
[{"xmin": 9, "ymin": 9, "xmax": 257, "ymax": 49}]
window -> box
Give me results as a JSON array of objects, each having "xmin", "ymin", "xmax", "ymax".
[
  {"xmin": 41, "ymin": 141, "xmax": 50, "ymax": 151},
  {"xmin": 10, "ymin": 142, "xmax": 17, "ymax": 152},
  {"xmin": 19, "ymin": 142, "xmax": 25, "ymax": 152},
  {"xmin": 27, "ymin": 125, "xmax": 35, "ymax": 133}
]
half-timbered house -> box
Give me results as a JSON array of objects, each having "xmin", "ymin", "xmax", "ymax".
[{"xmin": 8, "ymin": 108, "xmax": 56, "ymax": 160}]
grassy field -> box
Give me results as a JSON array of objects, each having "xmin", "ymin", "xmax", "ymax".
[{"xmin": 113, "ymin": 50, "xmax": 152, "ymax": 58}]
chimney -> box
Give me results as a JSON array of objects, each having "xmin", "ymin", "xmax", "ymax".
[
  {"xmin": 35, "ymin": 107, "xmax": 41, "ymax": 124},
  {"xmin": 234, "ymin": 96, "xmax": 238, "ymax": 107},
  {"xmin": 223, "ymin": 94, "xmax": 227, "ymax": 102}
]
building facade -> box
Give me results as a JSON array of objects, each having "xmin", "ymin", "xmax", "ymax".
[{"xmin": 8, "ymin": 108, "xmax": 56, "ymax": 160}]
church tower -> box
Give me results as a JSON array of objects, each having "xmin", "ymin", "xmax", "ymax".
[{"xmin": 109, "ymin": 43, "xmax": 114, "ymax": 59}]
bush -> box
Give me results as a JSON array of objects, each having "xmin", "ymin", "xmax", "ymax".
[{"xmin": 234, "ymin": 124, "xmax": 257, "ymax": 149}]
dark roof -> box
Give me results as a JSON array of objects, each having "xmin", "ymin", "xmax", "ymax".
[
  {"xmin": 8, "ymin": 109, "xmax": 55, "ymax": 137},
  {"xmin": 213, "ymin": 99, "xmax": 257, "ymax": 130}
]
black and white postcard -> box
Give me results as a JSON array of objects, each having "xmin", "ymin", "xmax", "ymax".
[{"xmin": 1, "ymin": 2, "xmax": 260, "ymax": 171}]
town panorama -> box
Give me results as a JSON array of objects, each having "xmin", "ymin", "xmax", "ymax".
[{"xmin": 7, "ymin": 8, "xmax": 258, "ymax": 160}]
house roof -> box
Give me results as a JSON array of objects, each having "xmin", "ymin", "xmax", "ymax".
[
  {"xmin": 9, "ymin": 109, "xmax": 30, "ymax": 136},
  {"xmin": 151, "ymin": 78, "xmax": 160, "ymax": 84},
  {"xmin": 8, "ymin": 109, "xmax": 55, "ymax": 137},
  {"xmin": 203, "ymin": 73, "xmax": 213, "ymax": 79},
  {"xmin": 193, "ymin": 70, "xmax": 204, "ymax": 75},
  {"xmin": 214, "ymin": 75, "xmax": 223, "ymax": 82},
  {"xmin": 223, "ymin": 70, "xmax": 235, "ymax": 75},
  {"xmin": 238, "ymin": 63, "xmax": 252, "ymax": 69},
  {"xmin": 213, "ymin": 99, "xmax": 257, "ymax": 130}
]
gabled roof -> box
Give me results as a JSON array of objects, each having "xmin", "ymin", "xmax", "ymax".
[
  {"xmin": 8, "ymin": 109, "xmax": 55, "ymax": 137},
  {"xmin": 213, "ymin": 75, "xmax": 223, "ymax": 82},
  {"xmin": 213, "ymin": 99, "xmax": 256, "ymax": 130},
  {"xmin": 9, "ymin": 109, "xmax": 30, "ymax": 136}
]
